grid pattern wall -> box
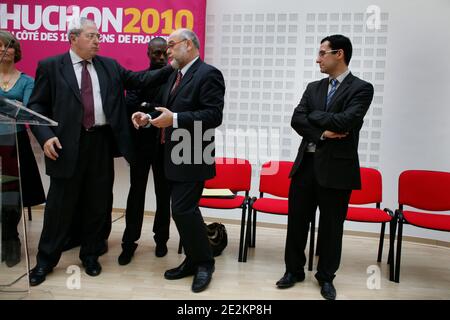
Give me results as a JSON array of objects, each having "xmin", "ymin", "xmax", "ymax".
[{"xmin": 205, "ymin": 11, "xmax": 389, "ymax": 176}]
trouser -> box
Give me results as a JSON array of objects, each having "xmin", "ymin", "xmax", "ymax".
[
  {"xmin": 169, "ymin": 180, "xmax": 214, "ymax": 268},
  {"xmin": 285, "ymin": 153, "xmax": 351, "ymax": 282},
  {"xmin": 36, "ymin": 127, "xmax": 114, "ymax": 268}
]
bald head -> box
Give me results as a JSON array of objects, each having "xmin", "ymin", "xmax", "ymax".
[{"xmin": 167, "ymin": 28, "xmax": 200, "ymax": 69}]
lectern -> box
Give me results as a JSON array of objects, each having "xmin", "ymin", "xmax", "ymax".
[{"xmin": 0, "ymin": 96, "xmax": 57, "ymax": 294}]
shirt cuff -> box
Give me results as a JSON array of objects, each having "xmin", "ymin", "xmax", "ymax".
[
  {"xmin": 320, "ymin": 132, "xmax": 326, "ymax": 140},
  {"xmin": 143, "ymin": 114, "xmax": 152, "ymax": 128},
  {"xmin": 173, "ymin": 113, "xmax": 178, "ymax": 128}
]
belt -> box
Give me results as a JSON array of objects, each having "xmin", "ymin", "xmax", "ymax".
[{"xmin": 84, "ymin": 125, "xmax": 109, "ymax": 132}]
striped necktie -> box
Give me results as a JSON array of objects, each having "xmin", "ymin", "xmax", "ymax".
[{"xmin": 326, "ymin": 78, "xmax": 338, "ymax": 109}]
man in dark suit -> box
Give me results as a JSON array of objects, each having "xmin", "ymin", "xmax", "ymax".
[
  {"xmin": 118, "ymin": 37, "xmax": 171, "ymax": 265},
  {"xmin": 275, "ymin": 35, "xmax": 374, "ymax": 300},
  {"xmin": 27, "ymin": 17, "xmax": 173, "ymax": 286},
  {"xmin": 132, "ymin": 28, "xmax": 225, "ymax": 293}
]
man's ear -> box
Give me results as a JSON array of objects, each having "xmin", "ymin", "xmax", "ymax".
[{"xmin": 186, "ymin": 39, "xmax": 194, "ymax": 51}]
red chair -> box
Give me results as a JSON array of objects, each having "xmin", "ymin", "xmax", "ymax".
[
  {"xmin": 394, "ymin": 170, "xmax": 450, "ymax": 283},
  {"xmin": 178, "ymin": 157, "xmax": 252, "ymax": 262},
  {"xmin": 244, "ymin": 161, "xmax": 316, "ymax": 269},
  {"xmin": 345, "ymin": 167, "xmax": 395, "ymax": 280}
]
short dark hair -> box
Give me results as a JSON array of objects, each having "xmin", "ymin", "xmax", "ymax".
[
  {"xmin": 148, "ymin": 36, "xmax": 167, "ymax": 48},
  {"xmin": 0, "ymin": 30, "xmax": 22, "ymax": 63},
  {"xmin": 321, "ymin": 34, "xmax": 352, "ymax": 66}
]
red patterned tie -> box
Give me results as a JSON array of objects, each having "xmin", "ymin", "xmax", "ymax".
[
  {"xmin": 81, "ymin": 60, "xmax": 95, "ymax": 129},
  {"xmin": 170, "ymin": 70, "xmax": 183, "ymax": 94},
  {"xmin": 161, "ymin": 71, "xmax": 183, "ymax": 144}
]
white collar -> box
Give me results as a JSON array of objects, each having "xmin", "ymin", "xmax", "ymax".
[
  {"xmin": 330, "ymin": 69, "xmax": 350, "ymax": 84},
  {"xmin": 179, "ymin": 56, "xmax": 199, "ymax": 76},
  {"xmin": 69, "ymin": 49, "xmax": 93, "ymax": 65}
]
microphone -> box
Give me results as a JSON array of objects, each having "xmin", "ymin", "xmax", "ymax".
[{"xmin": 140, "ymin": 102, "xmax": 161, "ymax": 119}]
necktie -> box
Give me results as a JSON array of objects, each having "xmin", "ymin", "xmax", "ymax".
[
  {"xmin": 171, "ymin": 70, "xmax": 183, "ymax": 94},
  {"xmin": 81, "ymin": 60, "xmax": 95, "ymax": 129},
  {"xmin": 161, "ymin": 71, "xmax": 183, "ymax": 144},
  {"xmin": 326, "ymin": 78, "xmax": 338, "ymax": 109}
]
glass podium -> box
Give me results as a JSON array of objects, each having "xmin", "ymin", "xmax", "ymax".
[{"xmin": 0, "ymin": 96, "xmax": 57, "ymax": 298}]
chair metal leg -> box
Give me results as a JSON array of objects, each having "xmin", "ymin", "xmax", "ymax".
[
  {"xmin": 395, "ymin": 219, "xmax": 403, "ymax": 283},
  {"xmin": 242, "ymin": 206, "xmax": 253, "ymax": 262},
  {"xmin": 177, "ymin": 239, "xmax": 183, "ymax": 254},
  {"xmin": 251, "ymin": 208, "xmax": 257, "ymax": 248},
  {"xmin": 315, "ymin": 214, "xmax": 321, "ymax": 256},
  {"xmin": 388, "ymin": 219, "xmax": 397, "ymax": 281},
  {"xmin": 28, "ymin": 206, "xmax": 32, "ymax": 221},
  {"xmin": 238, "ymin": 204, "xmax": 247, "ymax": 262},
  {"xmin": 377, "ymin": 222, "xmax": 386, "ymax": 262},
  {"xmin": 308, "ymin": 214, "xmax": 316, "ymax": 271}
]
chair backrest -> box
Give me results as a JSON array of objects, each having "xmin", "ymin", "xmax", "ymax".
[
  {"xmin": 259, "ymin": 161, "xmax": 293, "ymax": 198},
  {"xmin": 398, "ymin": 170, "xmax": 450, "ymax": 211},
  {"xmin": 350, "ymin": 167, "xmax": 382, "ymax": 205},
  {"xmin": 204, "ymin": 157, "xmax": 251, "ymax": 192}
]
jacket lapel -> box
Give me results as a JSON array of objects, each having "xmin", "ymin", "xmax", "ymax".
[
  {"xmin": 163, "ymin": 71, "xmax": 177, "ymax": 106},
  {"xmin": 168, "ymin": 58, "xmax": 202, "ymax": 104},
  {"xmin": 60, "ymin": 53, "xmax": 82, "ymax": 103},
  {"xmin": 326, "ymin": 72, "xmax": 354, "ymax": 109},
  {"xmin": 92, "ymin": 56, "xmax": 108, "ymax": 108},
  {"xmin": 318, "ymin": 78, "xmax": 329, "ymax": 111}
]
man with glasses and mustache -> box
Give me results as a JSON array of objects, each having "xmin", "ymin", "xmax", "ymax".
[
  {"xmin": 276, "ymin": 34, "xmax": 374, "ymax": 300},
  {"xmin": 27, "ymin": 17, "xmax": 174, "ymax": 286},
  {"xmin": 132, "ymin": 28, "xmax": 225, "ymax": 293}
]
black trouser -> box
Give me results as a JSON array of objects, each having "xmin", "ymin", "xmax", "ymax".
[
  {"xmin": 36, "ymin": 127, "xmax": 114, "ymax": 268},
  {"xmin": 285, "ymin": 153, "xmax": 351, "ymax": 283},
  {"xmin": 122, "ymin": 142, "xmax": 170, "ymax": 247},
  {"xmin": 0, "ymin": 137, "xmax": 21, "ymax": 243},
  {"xmin": 169, "ymin": 180, "xmax": 214, "ymax": 268}
]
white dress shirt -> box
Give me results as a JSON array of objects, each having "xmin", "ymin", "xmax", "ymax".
[{"xmin": 69, "ymin": 49, "xmax": 107, "ymax": 126}]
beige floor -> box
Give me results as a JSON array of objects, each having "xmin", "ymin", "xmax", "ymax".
[{"xmin": 1, "ymin": 209, "xmax": 449, "ymax": 300}]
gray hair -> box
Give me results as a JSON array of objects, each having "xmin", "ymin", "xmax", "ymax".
[
  {"xmin": 67, "ymin": 17, "xmax": 96, "ymax": 42},
  {"xmin": 178, "ymin": 28, "xmax": 200, "ymax": 49}
]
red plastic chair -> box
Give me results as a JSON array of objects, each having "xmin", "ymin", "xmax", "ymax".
[
  {"xmin": 244, "ymin": 161, "xmax": 316, "ymax": 268},
  {"xmin": 345, "ymin": 167, "xmax": 395, "ymax": 279},
  {"xmin": 177, "ymin": 157, "xmax": 252, "ymax": 262},
  {"xmin": 394, "ymin": 170, "xmax": 450, "ymax": 283}
]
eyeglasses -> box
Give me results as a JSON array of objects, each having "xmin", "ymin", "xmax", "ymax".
[
  {"xmin": 317, "ymin": 49, "xmax": 339, "ymax": 57},
  {"xmin": 167, "ymin": 39, "xmax": 187, "ymax": 49},
  {"xmin": 83, "ymin": 32, "xmax": 101, "ymax": 40}
]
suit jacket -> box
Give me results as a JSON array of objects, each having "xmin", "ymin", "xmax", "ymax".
[
  {"xmin": 161, "ymin": 58, "xmax": 225, "ymax": 182},
  {"xmin": 28, "ymin": 52, "xmax": 173, "ymax": 178},
  {"xmin": 290, "ymin": 72, "xmax": 374, "ymax": 190},
  {"xmin": 125, "ymin": 66, "xmax": 166, "ymax": 154}
]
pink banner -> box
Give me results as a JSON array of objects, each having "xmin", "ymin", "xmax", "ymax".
[{"xmin": 1, "ymin": 0, "xmax": 206, "ymax": 77}]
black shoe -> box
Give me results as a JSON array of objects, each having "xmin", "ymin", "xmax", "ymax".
[
  {"xmin": 155, "ymin": 242, "xmax": 168, "ymax": 258},
  {"xmin": 118, "ymin": 243, "xmax": 137, "ymax": 265},
  {"xmin": 319, "ymin": 281, "xmax": 336, "ymax": 300},
  {"xmin": 192, "ymin": 265, "xmax": 214, "ymax": 293},
  {"xmin": 29, "ymin": 265, "xmax": 53, "ymax": 286},
  {"xmin": 164, "ymin": 260, "xmax": 196, "ymax": 280},
  {"xmin": 5, "ymin": 239, "xmax": 21, "ymax": 267},
  {"xmin": 276, "ymin": 271, "xmax": 306, "ymax": 289},
  {"xmin": 82, "ymin": 258, "xmax": 102, "ymax": 277}
]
